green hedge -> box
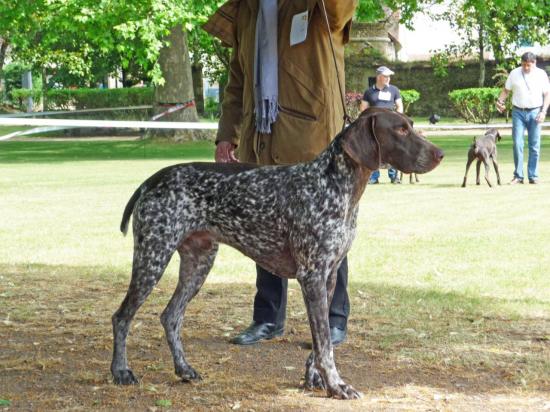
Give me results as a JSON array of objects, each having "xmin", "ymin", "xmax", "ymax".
[
  {"xmin": 10, "ymin": 89, "xmax": 43, "ymax": 110},
  {"xmin": 10, "ymin": 87, "xmax": 154, "ymax": 111},
  {"xmin": 448, "ymin": 87, "xmax": 505, "ymax": 123},
  {"xmin": 400, "ymin": 89, "xmax": 420, "ymax": 114}
]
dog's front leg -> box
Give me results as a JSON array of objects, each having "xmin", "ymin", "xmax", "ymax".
[
  {"xmin": 298, "ymin": 273, "xmax": 361, "ymax": 400},
  {"xmin": 492, "ymin": 157, "xmax": 501, "ymax": 185}
]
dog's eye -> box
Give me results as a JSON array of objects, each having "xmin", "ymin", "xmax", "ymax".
[{"xmin": 396, "ymin": 127, "xmax": 408, "ymax": 136}]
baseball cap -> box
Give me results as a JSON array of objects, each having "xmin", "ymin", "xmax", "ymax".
[{"xmin": 376, "ymin": 66, "xmax": 395, "ymax": 76}]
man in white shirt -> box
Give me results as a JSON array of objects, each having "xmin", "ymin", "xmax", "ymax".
[{"xmin": 496, "ymin": 52, "xmax": 550, "ymax": 184}]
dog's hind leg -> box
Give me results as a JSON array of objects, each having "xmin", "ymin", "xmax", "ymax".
[
  {"xmin": 111, "ymin": 242, "xmax": 175, "ymax": 385},
  {"xmin": 161, "ymin": 232, "xmax": 218, "ymax": 382},
  {"xmin": 476, "ymin": 160, "xmax": 482, "ymax": 185},
  {"xmin": 462, "ymin": 154, "xmax": 475, "ymax": 187},
  {"xmin": 483, "ymin": 159, "xmax": 493, "ymax": 187}
]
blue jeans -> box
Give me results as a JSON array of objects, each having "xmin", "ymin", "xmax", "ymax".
[
  {"xmin": 512, "ymin": 108, "xmax": 541, "ymax": 180},
  {"xmin": 369, "ymin": 168, "xmax": 398, "ymax": 183}
]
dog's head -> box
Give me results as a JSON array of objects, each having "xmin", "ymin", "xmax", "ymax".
[
  {"xmin": 342, "ymin": 108, "xmax": 444, "ymax": 174},
  {"xmin": 485, "ymin": 128, "xmax": 501, "ymax": 142}
]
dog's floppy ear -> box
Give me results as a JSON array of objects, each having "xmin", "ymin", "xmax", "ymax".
[
  {"xmin": 341, "ymin": 113, "xmax": 380, "ymax": 170},
  {"xmin": 496, "ymin": 130, "xmax": 501, "ymax": 141}
]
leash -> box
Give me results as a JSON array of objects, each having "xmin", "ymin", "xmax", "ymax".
[
  {"xmin": 318, "ymin": 2, "xmax": 383, "ymax": 169},
  {"xmin": 318, "ymin": 0, "xmax": 352, "ymax": 130}
]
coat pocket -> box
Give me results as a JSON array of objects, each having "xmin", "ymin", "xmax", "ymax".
[
  {"xmin": 278, "ymin": 57, "xmax": 325, "ymax": 119},
  {"xmin": 271, "ymin": 108, "xmax": 330, "ymax": 165},
  {"xmin": 271, "ymin": 57, "xmax": 330, "ymax": 165}
]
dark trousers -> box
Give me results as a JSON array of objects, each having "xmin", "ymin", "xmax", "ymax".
[{"xmin": 252, "ymin": 257, "xmax": 350, "ymax": 329}]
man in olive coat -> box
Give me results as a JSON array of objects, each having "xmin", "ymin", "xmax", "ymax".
[{"xmin": 204, "ymin": 0, "xmax": 356, "ymax": 345}]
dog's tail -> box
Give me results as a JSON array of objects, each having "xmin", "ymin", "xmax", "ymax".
[
  {"xmin": 120, "ymin": 185, "xmax": 145, "ymax": 236},
  {"xmin": 120, "ymin": 165, "xmax": 176, "ymax": 236},
  {"xmin": 473, "ymin": 139, "xmax": 480, "ymax": 155}
]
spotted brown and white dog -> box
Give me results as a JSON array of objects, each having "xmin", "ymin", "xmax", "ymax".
[{"xmin": 111, "ymin": 108, "xmax": 444, "ymax": 400}]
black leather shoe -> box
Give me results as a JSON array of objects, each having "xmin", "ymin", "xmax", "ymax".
[
  {"xmin": 330, "ymin": 326, "xmax": 347, "ymax": 346},
  {"xmin": 230, "ymin": 322, "xmax": 284, "ymax": 345}
]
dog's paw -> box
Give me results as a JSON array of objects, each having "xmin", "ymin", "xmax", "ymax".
[
  {"xmin": 328, "ymin": 382, "xmax": 363, "ymax": 400},
  {"xmin": 304, "ymin": 367, "xmax": 325, "ymax": 391},
  {"xmin": 112, "ymin": 369, "xmax": 139, "ymax": 385},
  {"xmin": 176, "ymin": 365, "xmax": 202, "ymax": 382}
]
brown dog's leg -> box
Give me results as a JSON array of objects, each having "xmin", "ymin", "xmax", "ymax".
[
  {"xmin": 483, "ymin": 159, "xmax": 493, "ymax": 187},
  {"xmin": 462, "ymin": 154, "xmax": 475, "ymax": 187},
  {"xmin": 492, "ymin": 157, "xmax": 501, "ymax": 185},
  {"xmin": 476, "ymin": 160, "xmax": 482, "ymax": 185},
  {"xmin": 300, "ymin": 272, "xmax": 361, "ymax": 400}
]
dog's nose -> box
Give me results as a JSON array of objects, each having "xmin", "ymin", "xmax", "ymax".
[{"xmin": 434, "ymin": 149, "xmax": 444, "ymax": 161}]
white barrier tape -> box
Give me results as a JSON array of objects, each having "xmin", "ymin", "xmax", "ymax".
[
  {"xmin": 0, "ymin": 105, "xmax": 152, "ymax": 118},
  {"xmin": 0, "ymin": 126, "xmax": 79, "ymax": 141},
  {"xmin": 0, "ymin": 117, "xmax": 218, "ymax": 130},
  {"xmin": 417, "ymin": 122, "xmax": 550, "ymax": 130},
  {"xmin": 1, "ymin": 117, "xmax": 548, "ymax": 142}
]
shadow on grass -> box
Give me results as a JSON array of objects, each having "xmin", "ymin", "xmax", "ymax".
[
  {"xmin": 1, "ymin": 262, "xmax": 548, "ymax": 411},
  {"xmin": 0, "ymin": 140, "xmax": 215, "ymax": 163}
]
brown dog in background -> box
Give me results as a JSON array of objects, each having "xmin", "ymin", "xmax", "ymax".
[
  {"xmin": 399, "ymin": 171, "xmax": 419, "ymax": 184},
  {"xmin": 461, "ymin": 128, "xmax": 501, "ymax": 187}
]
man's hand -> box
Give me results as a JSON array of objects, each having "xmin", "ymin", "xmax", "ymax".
[
  {"xmin": 215, "ymin": 141, "xmax": 239, "ymax": 163},
  {"xmin": 496, "ymin": 99, "xmax": 506, "ymax": 113},
  {"xmin": 536, "ymin": 110, "xmax": 547, "ymax": 124}
]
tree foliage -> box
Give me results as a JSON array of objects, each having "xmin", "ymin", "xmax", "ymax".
[
  {"xmin": 0, "ymin": 0, "xmax": 226, "ymax": 87},
  {"xmin": 356, "ymin": 0, "xmax": 428, "ymax": 25},
  {"xmin": 428, "ymin": 0, "xmax": 550, "ymax": 85}
]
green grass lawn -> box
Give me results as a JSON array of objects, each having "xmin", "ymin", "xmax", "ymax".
[
  {"xmin": 0, "ymin": 134, "xmax": 548, "ymax": 319},
  {"xmin": 0, "ymin": 136, "xmax": 550, "ymax": 314}
]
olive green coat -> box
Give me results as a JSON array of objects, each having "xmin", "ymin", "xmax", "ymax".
[{"xmin": 204, "ymin": 0, "xmax": 356, "ymax": 165}]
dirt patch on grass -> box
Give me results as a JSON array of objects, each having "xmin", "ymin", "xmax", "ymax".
[{"xmin": 1, "ymin": 265, "xmax": 549, "ymax": 411}]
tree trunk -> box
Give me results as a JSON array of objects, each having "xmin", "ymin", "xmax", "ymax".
[
  {"xmin": 150, "ymin": 25, "xmax": 198, "ymax": 140},
  {"xmin": 41, "ymin": 67, "xmax": 48, "ymax": 111},
  {"xmin": 192, "ymin": 63, "xmax": 204, "ymax": 116},
  {"xmin": 478, "ymin": 20, "xmax": 485, "ymax": 87},
  {"xmin": 0, "ymin": 39, "xmax": 8, "ymax": 97},
  {"xmin": 0, "ymin": 38, "xmax": 7, "ymax": 74}
]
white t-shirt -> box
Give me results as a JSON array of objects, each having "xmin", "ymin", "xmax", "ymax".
[{"xmin": 505, "ymin": 66, "xmax": 550, "ymax": 109}]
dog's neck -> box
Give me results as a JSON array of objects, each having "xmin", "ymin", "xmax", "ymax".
[{"xmin": 310, "ymin": 133, "xmax": 372, "ymax": 208}]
